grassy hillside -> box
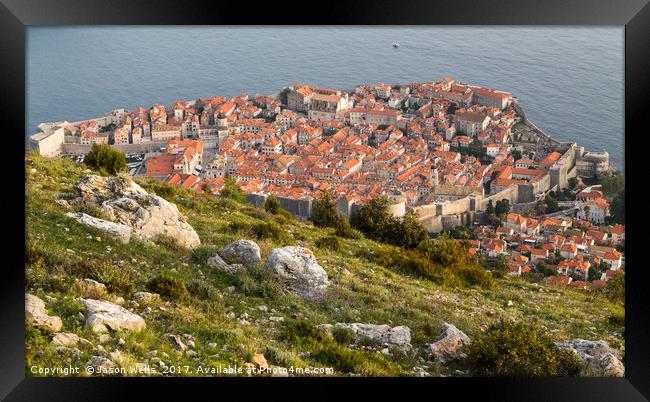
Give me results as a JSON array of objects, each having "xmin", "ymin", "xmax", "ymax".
[{"xmin": 25, "ymin": 153, "xmax": 624, "ymax": 377}]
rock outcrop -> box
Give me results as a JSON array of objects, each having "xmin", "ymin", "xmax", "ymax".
[
  {"xmin": 25, "ymin": 294, "xmax": 62, "ymax": 332},
  {"xmin": 52, "ymin": 332, "xmax": 81, "ymax": 347},
  {"xmin": 263, "ymin": 246, "xmax": 329, "ymax": 301},
  {"xmin": 73, "ymin": 175, "xmax": 200, "ymax": 249},
  {"xmin": 428, "ymin": 323, "xmax": 471, "ymax": 363},
  {"xmin": 220, "ymin": 240, "xmax": 261, "ymax": 268},
  {"xmin": 318, "ymin": 323, "xmax": 412, "ymax": 350},
  {"xmin": 80, "ymin": 298, "xmax": 146, "ymax": 333},
  {"xmin": 207, "ymin": 253, "xmax": 244, "ymax": 274},
  {"xmin": 557, "ymin": 339, "xmax": 625, "ymax": 377},
  {"xmin": 65, "ymin": 212, "xmax": 132, "ymax": 243}
]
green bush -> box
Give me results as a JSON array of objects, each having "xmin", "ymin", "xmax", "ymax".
[
  {"xmin": 310, "ymin": 192, "xmax": 344, "ymax": 228},
  {"xmin": 315, "ymin": 236, "xmax": 342, "ymax": 252},
  {"xmin": 146, "ymin": 274, "xmax": 188, "ymax": 301},
  {"xmin": 466, "ymin": 320, "xmax": 583, "ymax": 376},
  {"xmin": 149, "ymin": 182, "xmax": 179, "ymax": 200},
  {"xmin": 608, "ymin": 310, "xmax": 625, "ymax": 327},
  {"xmin": 190, "ymin": 246, "xmax": 220, "ymax": 265},
  {"xmin": 228, "ymin": 220, "xmax": 252, "ymax": 233},
  {"xmin": 187, "ymin": 279, "xmax": 219, "ymax": 300},
  {"xmin": 233, "ymin": 266, "xmax": 285, "ymax": 300},
  {"xmin": 84, "ymin": 143, "xmax": 127, "ymax": 175},
  {"xmin": 152, "ymin": 234, "xmax": 185, "ymax": 251},
  {"xmin": 220, "ymin": 177, "xmax": 245, "ymax": 203},
  {"xmin": 264, "ymin": 195, "xmax": 282, "ymax": 215},
  {"xmin": 334, "ymin": 219, "xmax": 363, "ymax": 239},
  {"xmin": 350, "ymin": 196, "xmax": 394, "ymax": 241},
  {"xmin": 252, "ymin": 221, "xmax": 292, "ymax": 244},
  {"xmin": 456, "ymin": 265, "xmax": 496, "ymax": 289},
  {"xmin": 280, "ymin": 320, "xmax": 333, "ymax": 347},
  {"xmin": 332, "ymin": 326, "xmax": 356, "ymax": 345},
  {"xmin": 69, "ymin": 260, "xmax": 134, "ymax": 296}
]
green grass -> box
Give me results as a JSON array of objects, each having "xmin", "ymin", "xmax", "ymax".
[{"xmin": 24, "ymin": 152, "xmax": 625, "ymax": 377}]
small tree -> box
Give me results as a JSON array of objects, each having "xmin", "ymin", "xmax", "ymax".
[
  {"xmin": 349, "ymin": 196, "xmax": 394, "ymax": 241},
  {"xmin": 391, "ymin": 210, "xmax": 428, "ymax": 249},
  {"xmin": 568, "ymin": 177, "xmax": 578, "ymax": 190},
  {"xmin": 310, "ymin": 192, "xmax": 343, "ymax": 228},
  {"xmin": 466, "ymin": 320, "xmax": 583, "ymax": 377},
  {"xmin": 264, "ymin": 195, "xmax": 282, "ymax": 215},
  {"xmin": 495, "ymin": 199, "xmax": 510, "ymax": 217},
  {"xmin": 220, "ymin": 176, "xmax": 245, "ymax": 203},
  {"xmin": 84, "ymin": 143, "xmax": 127, "ymax": 175},
  {"xmin": 486, "ymin": 199, "xmax": 495, "ymax": 215}
]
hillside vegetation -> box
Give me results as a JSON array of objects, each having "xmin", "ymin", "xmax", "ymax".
[{"xmin": 25, "ymin": 153, "xmax": 624, "ymax": 377}]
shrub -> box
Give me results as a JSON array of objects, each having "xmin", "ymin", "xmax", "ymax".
[
  {"xmin": 228, "ymin": 221, "xmax": 252, "ymax": 233},
  {"xmin": 252, "ymin": 221, "xmax": 292, "ymax": 244},
  {"xmin": 350, "ymin": 196, "xmax": 394, "ymax": 241},
  {"xmin": 83, "ymin": 143, "xmax": 127, "ymax": 175},
  {"xmin": 310, "ymin": 192, "xmax": 346, "ymax": 228},
  {"xmin": 455, "ymin": 265, "xmax": 496, "ymax": 289},
  {"xmin": 233, "ymin": 266, "xmax": 285, "ymax": 300},
  {"xmin": 220, "ymin": 177, "xmax": 245, "ymax": 203},
  {"xmin": 152, "ymin": 234, "xmax": 185, "ymax": 252},
  {"xmin": 264, "ymin": 195, "xmax": 282, "ymax": 215},
  {"xmin": 334, "ymin": 220, "xmax": 363, "ymax": 239},
  {"xmin": 190, "ymin": 246, "xmax": 220, "ymax": 265},
  {"xmin": 146, "ymin": 274, "xmax": 188, "ymax": 301},
  {"xmin": 149, "ymin": 181, "xmax": 179, "ymax": 200},
  {"xmin": 187, "ymin": 279, "xmax": 219, "ymax": 300},
  {"xmin": 332, "ymin": 326, "xmax": 356, "ymax": 345},
  {"xmin": 69, "ymin": 260, "xmax": 134, "ymax": 296},
  {"xmin": 315, "ymin": 236, "xmax": 342, "ymax": 252},
  {"xmin": 280, "ymin": 320, "xmax": 333, "ymax": 347},
  {"xmin": 608, "ymin": 310, "xmax": 625, "ymax": 327},
  {"xmin": 388, "ymin": 210, "xmax": 428, "ymax": 249},
  {"xmin": 466, "ymin": 320, "xmax": 583, "ymax": 376}
]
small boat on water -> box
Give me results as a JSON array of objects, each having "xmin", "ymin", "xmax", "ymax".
[{"xmin": 392, "ymin": 42, "xmax": 400, "ymax": 48}]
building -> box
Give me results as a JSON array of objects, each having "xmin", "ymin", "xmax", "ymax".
[
  {"xmin": 576, "ymin": 197, "xmax": 609, "ymax": 224},
  {"xmin": 30, "ymin": 125, "xmax": 65, "ymax": 157},
  {"xmin": 456, "ymin": 111, "xmax": 490, "ymax": 137},
  {"xmin": 349, "ymin": 107, "xmax": 401, "ymax": 126},
  {"xmin": 308, "ymin": 93, "xmax": 348, "ymax": 121},
  {"xmin": 152, "ymin": 124, "xmax": 181, "ymax": 142}
]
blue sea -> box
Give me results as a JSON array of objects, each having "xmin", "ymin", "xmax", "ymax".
[{"xmin": 26, "ymin": 27, "xmax": 624, "ymax": 170}]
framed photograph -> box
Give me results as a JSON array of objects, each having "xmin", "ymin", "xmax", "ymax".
[{"xmin": 1, "ymin": 0, "xmax": 648, "ymax": 400}]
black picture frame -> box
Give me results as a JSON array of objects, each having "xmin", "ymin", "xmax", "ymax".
[{"xmin": 1, "ymin": 0, "xmax": 648, "ymax": 400}]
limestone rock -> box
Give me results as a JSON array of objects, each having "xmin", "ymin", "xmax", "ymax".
[
  {"xmin": 132, "ymin": 292, "xmax": 161, "ymax": 305},
  {"xmin": 207, "ymin": 253, "xmax": 244, "ymax": 274},
  {"xmin": 428, "ymin": 323, "xmax": 471, "ymax": 363},
  {"xmin": 557, "ymin": 339, "xmax": 625, "ymax": 377},
  {"xmin": 52, "ymin": 332, "xmax": 80, "ymax": 347},
  {"xmin": 75, "ymin": 175, "xmax": 200, "ymax": 249},
  {"xmin": 25, "ymin": 293, "xmax": 62, "ymax": 332},
  {"xmin": 252, "ymin": 353, "xmax": 268, "ymax": 370},
  {"xmin": 220, "ymin": 240, "xmax": 261, "ymax": 268},
  {"xmin": 77, "ymin": 278, "xmax": 108, "ymax": 298},
  {"xmin": 167, "ymin": 334, "xmax": 187, "ymax": 352},
  {"xmin": 86, "ymin": 356, "xmax": 115, "ymax": 372},
  {"xmin": 65, "ymin": 212, "xmax": 132, "ymax": 243},
  {"xmin": 263, "ymin": 246, "xmax": 329, "ymax": 301},
  {"xmin": 318, "ymin": 323, "xmax": 412, "ymax": 350},
  {"xmin": 81, "ymin": 298, "xmax": 146, "ymax": 333}
]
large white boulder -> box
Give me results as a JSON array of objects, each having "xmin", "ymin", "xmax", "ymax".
[
  {"xmin": 220, "ymin": 240, "xmax": 261, "ymax": 267},
  {"xmin": 80, "ymin": 298, "xmax": 146, "ymax": 333},
  {"xmin": 25, "ymin": 293, "xmax": 62, "ymax": 332},
  {"xmin": 263, "ymin": 246, "xmax": 329, "ymax": 301},
  {"xmin": 428, "ymin": 323, "xmax": 471, "ymax": 363},
  {"xmin": 75, "ymin": 175, "xmax": 200, "ymax": 249},
  {"xmin": 65, "ymin": 212, "xmax": 132, "ymax": 243},
  {"xmin": 557, "ymin": 339, "xmax": 625, "ymax": 377}
]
